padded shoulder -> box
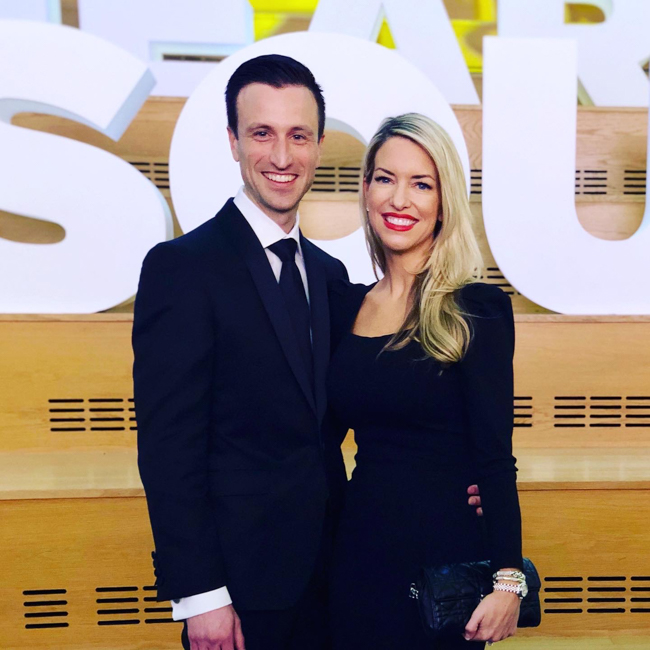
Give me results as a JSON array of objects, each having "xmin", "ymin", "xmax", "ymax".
[{"xmin": 457, "ymin": 282, "xmax": 512, "ymax": 319}]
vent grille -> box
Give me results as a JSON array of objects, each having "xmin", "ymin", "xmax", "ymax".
[
  {"xmin": 575, "ymin": 169, "xmax": 608, "ymax": 195},
  {"xmin": 543, "ymin": 576, "xmax": 650, "ymax": 615},
  {"xmin": 475, "ymin": 267, "xmax": 519, "ymax": 295},
  {"xmin": 129, "ymin": 161, "xmax": 169, "ymax": 190},
  {"xmin": 48, "ymin": 398, "xmax": 136, "ymax": 433},
  {"xmin": 623, "ymin": 170, "xmax": 646, "ymax": 195},
  {"xmin": 162, "ymin": 53, "xmax": 226, "ymax": 63},
  {"xmin": 472, "ymin": 168, "xmax": 609, "ymax": 196},
  {"xmin": 23, "ymin": 588, "xmax": 69, "ymax": 629},
  {"xmin": 123, "ymin": 161, "xmax": 650, "ymax": 199},
  {"xmin": 95, "ymin": 585, "xmax": 176, "ymax": 626},
  {"xmin": 471, "ymin": 169, "xmax": 482, "ymax": 195},
  {"xmin": 553, "ymin": 396, "xmax": 650, "ymax": 428},
  {"xmin": 514, "ymin": 396, "xmax": 533, "ymax": 428},
  {"xmin": 96, "ymin": 586, "xmax": 140, "ymax": 626},
  {"xmin": 142, "ymin": 585, "xmax": 175, "ymax": 624},
  {"xmin": 310, "ymin": 166, "xmax": 361, "ymax": 194}
]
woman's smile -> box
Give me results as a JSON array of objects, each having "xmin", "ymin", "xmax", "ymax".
[{"xmin": 382, "ymin": 212, "xmax": 419, "ymax": 231}]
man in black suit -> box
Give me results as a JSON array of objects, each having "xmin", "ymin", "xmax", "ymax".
[
  {"xmin": 133, "ymin": 55, "xmax": 349, "ymax": 650},
  {"xmin": 134, "ymin": 54, "xmax": 483, "ymax": 650}
]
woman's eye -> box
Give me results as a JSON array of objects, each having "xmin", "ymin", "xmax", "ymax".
[
  {"xmin": 374, "ymin": 175, "xmax": 391, "ymax": 184},
  {"xmin": 416, "ymin": 182, "xmax": 432, "ymax": 190}
]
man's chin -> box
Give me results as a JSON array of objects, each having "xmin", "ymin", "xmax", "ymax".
[{"xmin": 260, "ymin": 194, "xmax": 302, "ymax": 215}]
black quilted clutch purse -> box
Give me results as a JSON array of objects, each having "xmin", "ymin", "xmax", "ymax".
[{"xmin": 409, "ymin": 558, "xmax": 541, "ymax": 640}]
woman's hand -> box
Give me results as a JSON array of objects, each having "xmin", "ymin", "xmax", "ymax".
[{"xmin": 463, "ymin": 590, "xmax": 520, "ymax": 643}]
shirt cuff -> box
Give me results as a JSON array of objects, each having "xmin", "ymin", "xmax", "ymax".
[{"xmin": 171, "ymin": 587, "xmax": 232, "ymax": 621}]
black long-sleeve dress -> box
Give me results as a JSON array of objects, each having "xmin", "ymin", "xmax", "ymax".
[{"xmin": 327, "ymin": 281, "xmax": 523, "ymax": 649}]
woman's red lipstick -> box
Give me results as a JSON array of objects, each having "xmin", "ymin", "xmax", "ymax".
[{"xmin": 382, "ymin": 212, "xmax": 418, "ymax": 232}]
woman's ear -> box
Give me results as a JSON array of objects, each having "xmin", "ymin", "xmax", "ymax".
[{"xmin": 362, "ymin": 179, "xmax": 370, "ymax": 209}]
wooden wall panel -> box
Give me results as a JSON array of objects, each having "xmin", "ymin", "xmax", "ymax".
[
  {"xmin": 0, "ymin": 317, "xmax": 134, "ymax": 451},
  {"xmin": 512, "ymin": 319, "xmax": 650, "ymax": 448},
  {"xmin": 518, "ymin": 488, "xmax": 650, "ymax": 637},
  {"xmin": 1, "ymin": 477, "xmax": 649, "ymax": 646},
  {"xmin": 0, "ymin": 497, "xmax": 179, "ymax": 650},
  {"xmin": 2, "ymin": 316, "xmax": 649, "ymax": 451}
]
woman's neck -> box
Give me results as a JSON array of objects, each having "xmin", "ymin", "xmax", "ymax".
[{"xmin": 380, "ymin": 249, "xmax": 427, "ymax": 298}]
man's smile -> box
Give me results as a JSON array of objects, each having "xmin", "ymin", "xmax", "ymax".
[{"xmin": 262, "ymin": 172, "xmax": 298, "ymax": 184}]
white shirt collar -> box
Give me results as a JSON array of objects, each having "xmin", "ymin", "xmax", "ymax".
[{"xmin": 233, "ymin": 186, "xmax": 302, "ymax": 254}]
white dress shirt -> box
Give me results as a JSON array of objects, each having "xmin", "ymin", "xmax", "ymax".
[{"xmin": 171, "ymin": 187, "xmax": 309, "ymax": 621}]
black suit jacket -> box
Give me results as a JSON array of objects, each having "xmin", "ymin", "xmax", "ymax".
[{"xmin": 133, "ymin": 199, "xmax": 349, "ymax": 610}]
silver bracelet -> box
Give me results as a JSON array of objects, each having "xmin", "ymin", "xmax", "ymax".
[
  {"xmin": 493, "ymin": 570, "xmax": 526, "ymax": 582},
  {"xmin": 493, "ymin": 581, "xmax": 528, "ymax": 599}
]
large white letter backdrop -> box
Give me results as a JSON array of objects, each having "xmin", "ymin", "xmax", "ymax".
[
  {"xmin": 310, "ymin": 0, "xmax": 479, "ymax": 106},
  {"xmin": 499, "ymin": 0, "xmax": 650, "ymax": 107},
  {"xmin": 0, "ymin": 0, "xmax": 59, "ymax": 22},
  {"xmin": 482, "ymin": 37, "xmax": 650, "ymax": 315},
  {"xmin": 0, "ymin": 20, "xmax": 172, "ymax": 313},
  {"xmin": 169, "ymin": 31, "xmax": 470, "ymax": 283},
  {"xmin": 77, "ymin": 0, "xmax": 254, "ymax": 98}
]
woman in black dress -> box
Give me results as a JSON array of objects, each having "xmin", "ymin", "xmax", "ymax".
[{"xmin": 328, "ymin": 114, "xmax": 524, "ymax": 649}]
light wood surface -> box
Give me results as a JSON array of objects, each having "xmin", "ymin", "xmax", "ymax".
[
  {"xmin": 512, "ymin": 320, "xmax": 650, "ymax": 448},
  {"xmin": 1, "ymin": 496, "xmax": 173, "ymax": 649},
  {"xmin": 0, "ymin": 449, "xmax": 142, "ymax": 500},
  {"xmin": 2, "ymin": 316, "xmax": 650, "ymax": 452},
  {"xmin": 0, "ymin": 319, "xmax": 135, "ymax": 451},
  {"xmin": 1, "ymin": 447, "xmax": 649, "ymax": 645},
  {"xmin": 341, "ymin": 444, "xmax": 650, "ymax": 490},
  {"xmin": 2, "ymin": 447, "xmax": 649, "ymax": 501}
]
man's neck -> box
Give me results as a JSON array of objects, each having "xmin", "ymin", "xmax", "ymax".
[{"xmin": 244, "ymin": 187, "xmax": 297, "ymax": 234}]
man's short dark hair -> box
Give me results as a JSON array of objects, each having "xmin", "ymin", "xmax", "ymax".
[{"xmin": 226, "ymin": 54, "xmax": 326, "ymax": 139}]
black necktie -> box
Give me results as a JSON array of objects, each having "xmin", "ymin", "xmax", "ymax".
[{"xmin": 268, "ymin": 238, "xmax": 313, "ymax": 384}]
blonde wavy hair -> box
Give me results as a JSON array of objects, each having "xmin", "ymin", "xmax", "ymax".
[{"xmin": 361, "ymin": 113, "xmax": 483, "ymax": 364}]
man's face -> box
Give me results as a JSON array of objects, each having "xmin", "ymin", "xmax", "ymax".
[{"xmin": 228, "ymin": 83, "xmax": 323, "ymax": 222}]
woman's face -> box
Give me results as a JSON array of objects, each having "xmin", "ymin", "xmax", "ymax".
[{"xmin": 364, "ymin": 136, "xmax": 441, "ymax": 259}]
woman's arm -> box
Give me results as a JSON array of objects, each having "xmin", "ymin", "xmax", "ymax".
[
  {"xmin": 458, "ymin": 283, "xmax": 523, "ymax": 571},
  {"xmin": 458, "ymin": 283, "xmax": 523, "ymax": 643}
]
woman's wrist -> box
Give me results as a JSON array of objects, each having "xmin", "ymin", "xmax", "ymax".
[
  {"xmin": 491, "ymin": 586, "xmax": 521, "ymax": 600},
  {"xmin": 492, "ymin": 568, "xmax": 528, "ymax": 599}
]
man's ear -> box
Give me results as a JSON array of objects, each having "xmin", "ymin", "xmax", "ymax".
[
  {"xmin": 227, "ymin": 126, "xmax": 240, "ymax": 163},
  {"xmin": 315, "ymin": 133, "xmax": 325, "ymax": 167}
]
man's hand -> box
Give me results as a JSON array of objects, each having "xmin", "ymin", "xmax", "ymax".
[
  {"xmin": 187, "ymin": 605, "xmax": 245, "ymax": 650},
  {"xmin": 467, "ymin": 484, "xmax": 483, "ymax": 516}
]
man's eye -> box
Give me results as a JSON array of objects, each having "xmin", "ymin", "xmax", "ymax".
[
  {"xmin": 254, "ymin": 131, "xmax": 268, "ymax": 138},
  {"xmin": 292, "ymin": 134, "xmax": 306, "ymax": 140}
]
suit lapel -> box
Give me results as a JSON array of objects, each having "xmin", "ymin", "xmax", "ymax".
[
  {"xmin": 221, "ymin": 201, "xmax": 317, "ymax": 414},
  {"xmin": 301, "ymin": 235, "xmax": 330, "ymax": 423}
]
